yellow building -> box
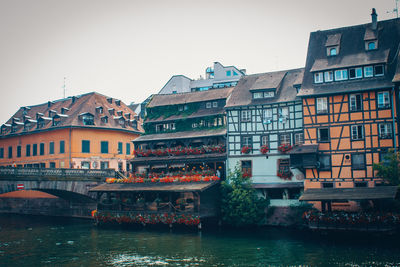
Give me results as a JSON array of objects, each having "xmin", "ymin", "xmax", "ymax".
[{"xmin": 0, "ymin": 92, "xmax": 143, "ymax": 171}]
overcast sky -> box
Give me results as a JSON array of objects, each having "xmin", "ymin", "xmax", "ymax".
[{"xmin": 0, "ymin": 0, "xmax": 397, "ymax": 124}]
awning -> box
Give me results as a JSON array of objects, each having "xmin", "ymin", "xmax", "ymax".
[
  {"xmin": 89, "ymin": 181, "xmax": 218, "ymax": 193},
  {"xmin": 288, "ymin": 144, "xmax": 318, "ymax": 154},
  {"xmin": 300, "ymin": 186, "xmax": 398, "ymax": 201}
]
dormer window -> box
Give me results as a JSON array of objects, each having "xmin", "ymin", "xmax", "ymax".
[
  {"xmin": 37, "ymin": 118, "xmax": 45, "ymax": 129},
  {"xmin": 101, "ymin": 116, "xmax": 108, "ymax": 123},
  {"xmin": 334, "ymin": 69, "xmax": 348, "ymax": 81},
  {"xmin": 364, "ymin": 66, "xmax": 373, "ymax": 77},
  {"xmin": 24, "ymin": 121, "xmax": 31, "ymax": 131},
  {"xmin": 178, "ymin": 105, "xmax": 183, "ymax": 111},
  {"xmin": 374, "ymin": 65, "xmax": 384, "ymax": 76},
  {"xmin": 115, "ymin": 100, "xmax": 121, "ymax": 106},
  {"xmin": 108, "ymin": 108, "xmax": 115, "ymax": 115},
  {"xmin": 125, "ymin": 113, "xmax": 131, "ymax": 119},
  {"xmin": 253, "ymin": 92, "xmax": 263, "ymax": 99},
  {"xmin": 132, "ymin": 120, "xmax": 137, "ymax": 129},
  {"xmin": 107, "ymin": 98, "xmax": 113, "ymax": 104},
  {"xmin": 366, "ymin": 40, "xmax": 378, "ymax": 51},
  {"xmin": 226, "ymin": 70, "xmax": 232, "ymax": 76},
  {"xmin": 80, "ymin": 113, "xmax": 94, "ymax": 125},
  {"xmin": 324, "ymin": 71, "xmax": 333, "ymax": 82},
  {"xmin": 314, "ymin": 72, "xmax": 323, "ymax": 83},
  {"xmin": 96, "ymin": 106, "xmax": 103, "ymax": 114},
  {"xmin": 368, "ymin": 41, "xmax": 376, "ymax": 50},
  {"xmin": 206, "ymin": 102, "xmax": 212, "ymax": 108},
  {"xmin": 52, "ymin": 116, "xmax": 61, "ymax": 126},
  {"xmin": 328, "ymin": 47, "xmax": 337, "ymax": 56},
  {"xmin": 11, "ymin": 124, "xmax": 18, "ymax": 133},
  {"xmin": 349, "ymin": 68, "xmax": 363, "ymax": 79},
  {"xmin": 252, "ymin": 91, "xmax": 275, "ymax": 99},
  {"xmin": 61, "ymin": 107, "xmax": 69, "ymax": 114}
]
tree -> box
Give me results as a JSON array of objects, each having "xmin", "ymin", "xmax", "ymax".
[
  {"xmin": 373, "ymin": 149, "xmax": 400, "ymax": 185},
  {"xmin": 220, "ymin": 165, "xmax": 269, "ymax": 227}
]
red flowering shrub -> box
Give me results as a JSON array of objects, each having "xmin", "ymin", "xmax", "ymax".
[
  {"xmin": 241, "ymin": 146, "xmax": 251, "ymax": 154},
  {"xmin": 260, "ymin": 145, "xmax": 269, "ymax": 154},
  {"xmin": 277, "ymin": 144, "xmax": 292, "ymax": 153}
]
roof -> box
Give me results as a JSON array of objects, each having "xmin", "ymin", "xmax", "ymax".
[
  {"xmin": 288, "ymin": 144, "xmax": 318, "ymax": 154},
  {"xmin": 299, "ymin": 186, "xmax": 398, "ymax": 201},
  {"xmin": 148, "ymin": 87, "xmax": 234, "ymax": 108},
  {"xmin": 145, "ymin": 107, "xmax": 225, "ymax": 123},
  {"xmin": 89, "ymin": 181, "xmax": 218, "ymax": 192},
  {"xmin": 225, "ymin": 68, "xmax": 304, "ymax": 108},
  {"xmin": 1, "ymin": 92, "xmax": 144, "ymax": 137},
  {"xmin": 300, "ymin": 17, "xmax": 400, "ymax": 96},
  {"xmin": 133, "ymin": 128, "xmax": 226, "ymax": 143}
]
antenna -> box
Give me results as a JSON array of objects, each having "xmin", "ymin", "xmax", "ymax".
[
  {"xmin": 387, "ymin": 0, "xmax": 399, "ymax": 18},
  {"xmin": 63, "ymin": 77, "xmax": 66, "ymax": 98}
]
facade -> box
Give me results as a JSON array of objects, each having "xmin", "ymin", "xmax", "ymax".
[
  {"xmin": 225, "ymin": 68, "xmax": 305, "ymax": 206},
  {"xmin": 0, "ymin": 92, "xmax": 143, "ymax": 171},
  {"xmin": 295, "ymin": 10, "xmax": 400, "ymax": 211},
  {"xmin": 130, "ymin": 88, "xmax": 233, "ymax": 177},
  {"xmin": 158, "ymin": 62, "xmax": 245, "ymax": 94}
]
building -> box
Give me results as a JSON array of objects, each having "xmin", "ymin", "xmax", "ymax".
[
  {"xmin": 294, "ymin": 9, "xmax": 400, "ymax": 211},
  {"xmin": 0, "ymin": 92, "xmax": 143, "ymax": 171},
  {"xmin": 158, "ymin": 62, "xmax": 245, "ymax": 94},
  {"xmin": 225, "ymin": 68, "xmax": 305, "ymax": 206},
  {"xmin": 130, "ymin": 88, "xmax": 233, "ymax": 177}
]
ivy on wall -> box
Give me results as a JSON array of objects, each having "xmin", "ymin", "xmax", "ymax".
[{"xmin": 145, "ymin": 103, "xmax": 200, "ymax": 121}]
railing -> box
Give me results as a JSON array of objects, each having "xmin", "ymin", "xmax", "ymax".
[{"xmin": 0, "ymin": 167, "xmax": 116, "ymax": 180}]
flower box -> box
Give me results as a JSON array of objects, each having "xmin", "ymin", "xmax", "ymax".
[
  {"xmin": 241, "ymin": 146, "xmax": 252, "ymax": 154},
  {"xmin": 260, "ymin": 145, "xmax": 269, "ymax": 154}
]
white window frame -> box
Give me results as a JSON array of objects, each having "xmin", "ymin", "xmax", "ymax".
[
  {"xmin": 324, "ymin": 71, "xmax": 333, "ymax": 82},
  {"xmin": 364, "ymin": 66, "xmax": 373, "ymax": 77},
  {"xmin": 263, "ymin": 109, "xmax": 273, "ymax": 122},
  {"xmin": 212, "ymin": 101, "xmax": 218, "ymax": 108},
  {"xmin": 349, "ymin": 67, "xmax": 362, "ymax": 79},
  {"xmin": 264, "ymin": 91, "xmax": 274, "ymax": 98},
  {"xmin": 241, "ymin": 110, "xmax": 251, "ymax": 122},
  {"xmin": 261, "ymin": 135, "xmax": 269, "ymax": 146},
  {"xmin": 377, "ymin": 91, "xmax": 390, "ymax": 109},
  {"xmin": 316, "ymin": 97, "xmax": 328, "ymax": 114},
  {"xmin": 379, "ymin": 123, "xmax": 392, "ymax": 139},
  {"xmin": 206, "ymin": 102, "xmax": 212, "ymax": 109},
  {"xmin": 253, "ymin": 92, "xmax": 263, "ymax": 99},
  {"xmin": 294, "ymin": 132, "xmax": 304, "ymax": 145},
  {"xmin": 351, "ymin": 125, "xmax": 364, "ymax": 140},
  {"xmin": 279, "ymin": 134, "xmax": 291, "ymax": 145},
  {"xmin": 314, "ymin": 72, "xmax": 323, "ymax": 83},
  {"xmin": 349, "ymin": 94, "xmax": 362, "ymax": 111},
  {"xmin": 334, "ymin": 69, "xmax": 348, "ymax": 81}
]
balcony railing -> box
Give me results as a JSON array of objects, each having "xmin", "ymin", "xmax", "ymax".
[{"xmin": 0, "ymin": 167, "xmax": 115, "ymax": 181}]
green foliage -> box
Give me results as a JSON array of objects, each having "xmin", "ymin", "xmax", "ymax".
[
  {"xmin": 145, "ymin": 103, "xmax": 199, "ymax": 121},
  {"xmin": 220, "ymin": 165, "xmax": 270, "ymax": 227},
  {"xmin": 373, "ymin": 149, "xmax": 400, "ymax": 185}
]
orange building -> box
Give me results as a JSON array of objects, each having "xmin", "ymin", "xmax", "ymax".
[
  {"xmin": 292, "ymin": 10, "xmax": 400, "ymax": 211},
  {"xmin": 0, "ymin": 92, "xmax": 143, "ymax": 171}
]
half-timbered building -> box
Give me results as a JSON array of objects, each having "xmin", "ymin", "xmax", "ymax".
[
  {"xmin": 130, "ymin": 88, "xmax": 233, "ymax": 178},
  {"xmin": 225, "ymin": 68, "xmax": 305, "ymax": 206},
  {"xmin": 295, "ymin": 10, "xmax": 400, "ymax": 211}
]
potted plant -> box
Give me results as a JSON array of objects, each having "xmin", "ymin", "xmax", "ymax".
[
  {"xmin": 241, "ymin": 146, "xmax": 252, "ymax": 154},
  {"xmin": 260, "ymin": 145, "xmax": 269, "ymax": 154}
]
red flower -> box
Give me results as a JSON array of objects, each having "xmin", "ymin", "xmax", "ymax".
[
  {"xmin": 241, "ymin": 146, "xmax": 251, "ymax": 154},
  {"xmin": 260, "ymin": 145, "xmax": 269, "ymax": 154}
]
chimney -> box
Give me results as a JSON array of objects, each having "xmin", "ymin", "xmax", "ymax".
[{"xmin": 371, "ymin": 8, "xmax": 377, "ymax": 30}]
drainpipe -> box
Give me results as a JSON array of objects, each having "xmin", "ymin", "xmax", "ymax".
[
  {"xmin": 69, "ymin": 127, "xmax": 72, "ymax": 167},
  {"xmin": 391, "ymin": 86, "xmax": 397, "ymax": 152}
]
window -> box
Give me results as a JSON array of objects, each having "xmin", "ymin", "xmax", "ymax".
[
  {"xmin": 261, "ymin": 135, "xmax": 269, "ymax": 146},
  {"xmin": 0, "ymin": 148, "xmax": 3, "ymax": 159},
  {"xmin": 81, "ymin": 161, "xmax": 90, "ymax": 169},
  {"xmin": 355, "ymin": 181, "xmax": 368, "ymax": 187},
  {"xmin": 322, "ymin": 182, "xmax": 334, "ymax": 188},
  {"xmin": 377, "ymin": 91, "xmax": 390, "ymax": 109},
  {"xmin": 50, "ymin": 162, "xmax": 56, "ymax": 168},
  {"xmin": 318, "ymin": 128, "xmax": 329, "ymax": 142},
  {"xmin": 26, "ymin": 144, "xmax": 31, "ymax": 157},
  {"xmin": 324, "ymin": 71, "xmax": 333, "ymax": 82},
  {"xmin": 40, "ymin": 143, "xmax": 45, "ymax": 155},
  {"xmin": 314, "ymin": 72, "xmax": 323, "ymax": 83},
  {"xmin": 17, "ymin": 146, "xmax": 21, "ymax": 158},
  {"xmin": 206, "ymin": 102, "xmax": 212, "ymax": 109},
  {"xmin": 118, "ymin": 142, "xmax": 123, "ymax": 154},
  {"xmin": 241, "ymin": 136, "xmax": 253, "ymax": 147},
  {"xmin": 82, "ymin": 140, "xmax": 90, "ymax": 153},
  {"xmin": 351, "ymin": 125, "xmax": 363, "ymax": 140},
  {"xmin": 374, "ymin": 65, "xmax": 384, "ymax": 76},
  {"xmin": 226, "ymin": 70, "xmax": 232, "ymax": 76},
  {"xmin": 233, "ymin": 71, "xmax": 238, "ymax": 76},
  {"xmin": 334, "ymin": 69, "xmax": 348, "ymax": 81},
  {"xmin": 40, "ymin": 163, "xmax": 46, "ymax": 168},
  {"xmin": 33, "ymin": 144, "xmax": 37, "ymax": 156},
  {"xmin": 253, "ymin": 92, "xmax": 263, "ymax": 99},
  {"xmin": 294, "ymin": 132, "xmax": 304, "ymax": 145},
  {"xmin": 367, "ymin": 41, "xmax": 376, "ymax": 50},
  {"xmin": 379, "ymin": 123, "xmax": 392, "ymax": 139},
  {"xmin": 156, "ymin": 124, "xmax": 164, "ymax": 132},
  {"xmin": 352, "ymin": 154, "xmax": 365, "ymax": 170},
  {"xmin": 241, "ymin": 110, "xmax": 251, "ymax": 122},
  {"xmin": 280, "ymin": 133, "xmax": 291, "ymax": 145},
  {"xmin": 279, "ymin": 107, "xmax": 289, "ymax": 120},
  {"xmin": 316, "ymin": 97, "xmax": 328, "ymax": 113},
  {"xmin": 264, "ymin": 91, "xmax": 274, "ymax": 98},
  {"xmin": 49, "ymin": 141, "xmax": 54, "ymax": 154},
  {"xmin": 100, "ymin": 161, "xmax": 109, "ymax": 169},
  {"xmin": 8, "ymin": 146, "xmax": 12, "ymax": 158},
  {"xmin": 329, "ymin": 47, "xmax": 337, "ymax": 56},
  {"xmin": 241, "ymin": 160, "xmax": 252, "ymax": 177},
  {"xmin": 349, "ymin": 94, "xmax": 362, "ymax": 111},
  {"xmin": 319, "ymin": 155, "xmax": 331, "ymax": 170},
  {"xmin": 364, "ymin": 66, "xmax": 373, "ymax": 77},
  {"xmin": 101, "ymin": 141, "xmax": 109, "ymax": 154},
  {"xmin": 60, "ymin": 141, "xmax": 65, "ymax": 154},
  {"xmin": 82, "ymin": 114, "xmax": 94, "ymax": 125},
  {"xmin": 263, "ymin": 109, "xmax": 273, "ymax": 123},
  {"xmin": 349, "ymin": 67, "xmax": 362, "ymax": 79},
  {"xmin": 126, "ymin": 143, "xmax": 131, "ymax": 155},
  {"xmin": 212, "ymin": 101, "xmax": 218, "ymax": 108}
]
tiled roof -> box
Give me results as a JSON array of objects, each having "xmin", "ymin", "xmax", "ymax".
[
  {"xmin": 225, "ymin": 68, "xmax": 304, "ymax": 108},
  {"xmin": 1, "ymin": 92, "xmax": 143, "ymax": 136},
  {"xmin": 300, "ymin": 17, "xmax": 400, "ymax": 96},
  {"xmin": 147, "ymin": 87, "xmax": 234, "ymax": 108}
]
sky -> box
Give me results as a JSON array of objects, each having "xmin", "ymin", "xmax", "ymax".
[{"xmin": 0, "ymin": 0, "xmax": 397, "ymax": 124}]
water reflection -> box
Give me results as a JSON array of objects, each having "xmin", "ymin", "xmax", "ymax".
[{"xmin": 1, "ymin": 214, "xmax": 400, "ymax": 266}]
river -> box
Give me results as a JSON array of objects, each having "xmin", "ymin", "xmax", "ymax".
[{"xmin": 1, "ymin": 214, "xmax": 400, "ymax": 266}]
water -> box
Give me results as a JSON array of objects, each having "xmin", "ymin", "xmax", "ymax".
[{"xmin": 1, "ymin": 214, "xmax": 400, "ymax": 266}]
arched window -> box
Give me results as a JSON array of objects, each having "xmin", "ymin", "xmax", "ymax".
[
  {"xmin": 368, "ymin": 41, "xmax": 376, "ymax": 50},
  {"xmin": 330, "ymin": 47, "xmax": 337, "ymax": 56}
]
